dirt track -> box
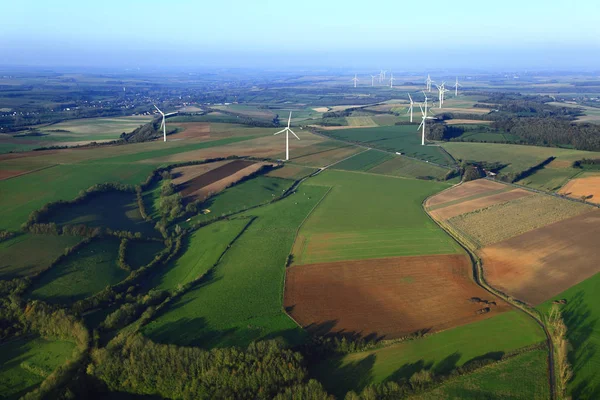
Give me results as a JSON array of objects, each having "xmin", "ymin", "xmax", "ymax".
[
  {"xmin": 284, "ymin": 254, "xmax": 509, "ymax": 339},
  {"xmin": 480, "ymin": 209, "xmax": 600, "ymax": 305}
]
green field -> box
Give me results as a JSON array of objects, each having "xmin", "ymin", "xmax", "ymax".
[
  {"xmin": 312, "ymin": 311, "xmax": 546, "ymax": 397},
  {"xmin": 538, "ymin": 272, "xmax": 600, "ymax": 399},
  {"xmin": 28, "ymin": 238, "xmax": 127, "ymax": 304},
  {"xmin": 450, "ymin": 129, "xmax": 521, "ymax": 144},
  {"xmin": 142, "ymin": 184, "xmax": 329, "ymax": 348},
  {"xmin": 516, "ymin": 165, "xmax": 580, "ymax": 192},
  {"xmin": 125, "ymin": 240, "xmax": 165, "ymax": 270},
  {"xmin": 292, "ymin": 170, "xmax": 461, "ymax": 265},
  {"xmin": 368, "ymin": 155, "xmax": 452, "ymax": 180},
  {"xmin": 149, "ymin": 218, "xmax": 251, "ymax": 291},
  {"xmin": 410, "ymin": 350, "xmax": 550, "ymax": 400},
  {"xmin": 325, "ymin": 125, "xmax": 455, "ymax": 165},
  {"xmin": 0, "ymin": 337, "xmax": 76, "ymax": 399},
  {"xmin": 0, "ymin": 234, "xmax": 81, "ymax": 279},
  {"xmin": 331, "ymin": 149, "xmax": 393, "ymax": 171},
  {"xmin": 47, "ymin": 191, "xmax": 157, "ymax": 236},
  {"xmin": 183, "ymin": 176, "xmax": 295, "ymax": 227}
]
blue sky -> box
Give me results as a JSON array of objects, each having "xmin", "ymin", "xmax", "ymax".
[{"xmin": 1, "ymin": 0, "xmax": 599, "ymax": 69}]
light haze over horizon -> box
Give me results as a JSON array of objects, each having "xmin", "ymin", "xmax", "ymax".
[{"xmin": 2, "ymin": 0, "xmax": 600, "ymax": 71}]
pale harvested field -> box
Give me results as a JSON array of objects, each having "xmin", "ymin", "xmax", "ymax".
[
  {"xmin": 169, "ymin": 122, "xmax": 211, "ymax": 140},
  {"xmin": 426, "ymin": 179, "xmax": 507, "ymax": 208},
  {"xmin": 447, "ymin": 194, "xmax": 593, "ymax": 247},
  {"xmin": 312, "ymin": 107, "xmax": 329, "ymax": 113},
  {"xmin": 346, "ymin": 116, "xmax": 377, "ymax": 127},
  {"xmin": 481, "ymin": 210, "xmax": 600, "ymax": 305},
  {"xmin": 285, "ymin": 255, "xmax": 509, "ymax": 338},
  {"xmin": 559, "ymin": 175, "xmax": 600, "ymax": 204},
  {"xmin": 445, "ymin": 119, "xmax": 493, "ymax": 125},
  {"xmin": 430, "ymin": 189, "xmax": 533, "ymax": 220}
]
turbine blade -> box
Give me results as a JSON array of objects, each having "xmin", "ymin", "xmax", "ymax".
[
  {"xmin": 417, "ymin": 120, "xmax": 424, "ymax": 130},
  {"xmin": 273, "ymin": 129, "xmax": 286, "ymax": 135},
  {"xmin": 153, "ymin": 104, "xmax": 163, "ymax": 114},
  {"xmin": 287, "ymin": 111, "xmax": 292, "ymax": 128},
  {"xmin": 289, "ymin": 129, "xmax": 300, "ymax": 140}
]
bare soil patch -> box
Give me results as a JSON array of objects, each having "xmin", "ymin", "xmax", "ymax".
[
  {"xmin": 0, "ymin": 169, "xmax": 26, "ymax": 180},
  {"xmin": 193, "ymin": 163, "xmax": 270, "ymax": 201},
  {"xmin": 559, "ymin": 176, "xmax": 600, "ymax": 204},
  {"xmin": 170, "ymin": 122, "xmax": 211, "ymax": 140},
  {"xmin": 285, "ymin": 255, "xmax": 509, "ymax": 339},
  {"xmin": 312, "ymin": 107, "xmax": 329, "ymax": 113},
  {"xmin": 426, "ymin": 179, "xmax": 506, "ymax": 208},
  {"xmin": 171, "ymin": 160, "xmax": 232, "ymax": 186},
  {"xmin": 430, "ymin": 189, "xmax": 532, "ymax": 220},
  {"xmin": 481, "ymin": 210, "xmax": 600, "ymax": 305},
  {"xmin": 177, "ymin": 160, "xmax": 255, "ymax": 199}
]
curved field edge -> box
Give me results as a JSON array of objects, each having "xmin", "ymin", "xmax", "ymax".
[{"xmin": 311, "ymin": 311, "xmax": 546, "ymax": 398}]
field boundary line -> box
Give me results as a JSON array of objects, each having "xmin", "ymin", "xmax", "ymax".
[
  {"xmin": 0, "ymin": 163, "xmax": 59, "ymax": 182},
  {"xmin": 323, "ymin": 147, "xmax": 371, "ymax": 169},
  {"xmin": 281, "ymin": 185, "xmax": 333, "ymax": 329},
  {"xmin": 423, "ymin": 181, "xmax": 557, "ymax": 400}
]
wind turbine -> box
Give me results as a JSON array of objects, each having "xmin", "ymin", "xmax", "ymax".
[
  {"xmin": 436, "ymin": 83, "xmax": 449, "ymax": 109},
  {"xmin": 370, "ymin": 75, "xmax": 377, "ymax": 87},
  {"xmin": 389, "ymin": 73, "xmax": 396, "ymax": 88},
  {"xmin": 352, "ymin": 74, "xmax": 359, "ymax": 88},
  {"xmin": 426, "ymin": 74, "xmax": 434, "ymax": 92},
  {"xmin": 273, "ymin": 111, "xmax": 300, "ymax": 161},
  {"xmin": 153, "ymin": 105, "xmax": 178, "ymax": 142},
  {"xmin": 453, "ymin": 77, "xmax": 462, "ymax": 96},
  {"xmin": 407, "ymin": 93, "xmax": 415, "ymax": 123},
  {"xmin": 418, "ymin": 92, "xmax": 435, "ymax": 146},
  {"xmin": 382, "ymin": 70, "xmax": 387, "ymax": 80}
]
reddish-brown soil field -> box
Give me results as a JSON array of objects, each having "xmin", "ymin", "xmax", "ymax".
[
  {"xmin": 430, "ymin": 189, "xmax": 532, "ymax": 220},
  {"xmin": 194, "ymin": 163, "xmax": 269, "ymax": 201},
  {"xmin": 0, "ymin": 149, "xmax": 59, "ymax": 162},
  {"xmin": 169, "ymin": 122, "xmax": 211, "ymax": 140},
  {"xmin": 480, "ymin": 209, "xmax": 600, "ymax": 305},
  {"xmin": 284, "ymin": 255, "xmax": 509, "ymax": 339},
  {"xmin": 0, "ymin": 169, "xmax": 26, "ymax": 180},
  {"xmin": 177, "ymin": 160, "xmax": 255, "ymax": 198},
  {"xmin": 426, "ymin": 179, "xmax": 507, "ymax": 208},
  {"xmin": 171, "ymin": 160, "xmax": 232, "ymax": 186},
  {"xmin": 559, "ymin": 176, "xmax": 600, "ymax": 204}
]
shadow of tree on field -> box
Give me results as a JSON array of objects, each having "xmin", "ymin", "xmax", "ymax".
[
  {"xmin": 317, "ymin": 354, "xmax": 377, "ymax": 398},
  {"xmin": 386, "ymin": 359, "xmax": 434, "ymax": 384}
]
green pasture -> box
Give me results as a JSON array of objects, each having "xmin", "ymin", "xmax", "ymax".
[
  {"xmin": 28, "ymin": 238, "xmax": 127, "ymax": 304},
  {"xmin": 293, "ymin": 170, "xmax": 460, "ymax": 265},
  {"xmin": 0, "ymin": 234, "xmax": 81, "ymax": 279},
  {"xmin": 367, "ymin": 155, "xmax": 452, "ymax": 180},
  {"xmin": 125, "ymin": 240, "xmax": 165, "ymax": 270},
  {"xmin": 450, "ymin": 129, "xmax": 521, "ymax": 144},
  {"xmin": 331, "ymin": 149, "xmax": 393, "ymax": 171},
  {"xmin": 312, "ymin": 311, "xmax": 545, "ymax": 397},
  {"xmin": 149, "ymin": 218, "xmax": 250, "ymax": 291},
  {"xmin": 0, "ymin": 337, "xmax": 76, "ymax": 399},
  {"xmin": 538, "ymin": 272, "xmax": 600, "ymax": 399},
  {"xmin": 46, "ymin": 191, "xmax": 156, "ymax": 236},
  {"xmin": 183, "ymin": 176, "xmax": 295, "ymax": 227},
  {"xmin": 142, "ymin": 184, "xmax": 329, "ymax": 349},
  {"xmin": 516, "ymin": 166, "xmax": 580, "ymax": 192},
  {"xmin": 324, "ymin": 125, "xmax": 455, "ymax": 165},
  {"xmin": 411, "ymin": 350, "xmax": 549, "ymax": 400}
]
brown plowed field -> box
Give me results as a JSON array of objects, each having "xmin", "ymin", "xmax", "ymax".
[
  {"xmin": 430, "ymin": 189, "xmax": 532, "ymax": 220},
  {"xmin": 426, "ymin": 179, "xmax": 506, "ymax": 207},
  {"xmin": 0, "ymin": 169, "xmax": 26, "ymax": 180},
  {"xmin": 169, "ymin": 122, "xmax": 211, "ymax": 140},
  {"xmin": 177, "ymin": 159, "xmax": 255, "ymax": 199},
  {"xmin": 284, "ymin": 255, "xmax": 509, "ymax": 339},
  {"xmin": 194, "ymin": 163, "xmax": 270, "ymax": 201},
  {"xmin": 559, "ymin": 175, "xmax": 600, "ymax": 204},
  {"xmin": 171, "ymin": 160, "xmax": 232, "ymax": 186},
  {"xmin": 480, "ymin": 209, "xmax": 600, "ymax": 305},
  {"xmin": 289, "ymin": 146, "xmax": 362, "ymax": 167}
]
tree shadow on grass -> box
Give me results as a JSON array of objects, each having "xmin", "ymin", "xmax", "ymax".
[{"xmin": 316, "ymin": 354, "xmax": 377, "ymax": 398}]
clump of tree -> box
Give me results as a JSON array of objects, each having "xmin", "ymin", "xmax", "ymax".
[
  {"xmin": 0, "ymin": 230, "xmax": 15, "ymax": 242},
  {"xmin": 88, "ymin": 334, "xmax": 331, "ymax": 399},
  {"xmin": 548, "ymin": 304, "xmax": 573, "ymax": 399},
  {"xmin": 426, "ymin": 122, "xmax": 464, "ymax": 141},
  {"xmin": 462, "ymin": 163, "xmax": 485, "ymax": 181},
  {"xmin": 573, "ymin": 158, "xmax": 600, "ymax": 169}
]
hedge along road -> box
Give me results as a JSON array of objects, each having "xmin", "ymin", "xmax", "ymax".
[{"xmin": 423, "ymin": 181, "xmax": 557, "ymax": 400}]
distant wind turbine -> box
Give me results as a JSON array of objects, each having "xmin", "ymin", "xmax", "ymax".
[
  {"xmin": 390, "ymin": 73, "xmax": 396, "ymax": 88},
  {"xmin": 352, "ymin": 74, "xmax": 359, "ymax": 88},
  {"xmin": 418, "ymin": 92, "xmax": 435, "ymax": 146},
  {"xmin": 407, "ymin": 93, "xmax": 415, "ymax": 123},
  {"xmin": 371, "ymin": 75, "xmax": 377, "ymax": 86},
  {"xmin": 453, "ymin": 77, "xmax": 462, "ymax": 96},
  {"xmin": 153, "ymin": 105, "xmax": 178, "ymax": 142},
  {"xmin": 426, "ymin": 74, "xmax": 434, "ymax": 92},
  {"xmin": 436, "ymin": 83, "xmax": 449, "ymax": 109},
  {"xmin": 382, "ymin": 70, "xmax": 387, "ymax": 80},
  {"xmin": 273, "ymin": 111, "xmax": 300, "ymax": 161}
]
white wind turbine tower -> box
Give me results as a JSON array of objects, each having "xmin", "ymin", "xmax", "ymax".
[
  {"xmin": 389, "ymin": 73, "xmax": 396, "ymax": 88},
  {"xmin": 435, "ymin": 83, "xmax": 449, "ymax": 109},
  {"xmin": 153, "ymin": 105, "xmax": 178, "ymax": 142},
  {"xmin": 407, "ymin": 93, "xmax": 415, "ymax": 123},
  {"xmin": 370, "ymin": 75, "xmax": 377, "ymax": 87},
  {"xmin": 352, "ymin": 74, "xmax": 359, "ymax": 88},
  {"xmin": 418, "ymin": 92, "xmax": 435, "ymax": 146},
  {"xmin": 426, "ymin": 74, "xmax": 434, "ymax": 92},
  {"xmin": 382, "ymin": 70, "xmax": 387, "ymax": 80},
  {"xmin": 273, "ymin": 111, "xmax": 300, "ymax": 161},
  {"xmin": 453, "ymin": 77, "xmax": 462, "ymax": 96}
]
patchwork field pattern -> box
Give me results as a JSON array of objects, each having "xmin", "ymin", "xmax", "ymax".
[
  {"xmin": 292, "ymin": 170, "xmax": 460, "ymax": 265},
  {"xmin": 330, "ymin": 149, "xmax": 392, "ymax": 172},
  {"xmin": 481, "ymin": 210, "xmax": 600, "ymax": 305},
  {"xmin": 285, "ymin": 255, "xmax": 510, "ymax": 339}
]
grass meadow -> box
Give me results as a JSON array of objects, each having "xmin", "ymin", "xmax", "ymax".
[
  {"xmin": 125, "ymin": 240, "xmax": 165, "ymax": 270},
  {"xmin": 0, "ymin": 337, "xmax": 76, "ymax": 399},
  {"xmin": 330, "ymin": 149, "xmax": 393, "ymax": 172},
  {"xmin": 312, "ymin": 311, "xmax": 546, "ymax": 397},
  {"xmin": 325, "ymin": 125, "xmax": 455, "ymax": 165},
  {"xmin": 410, "ymin": 350, "xmax": 550, "ymax": 400},
  {"xmin": 367, "ymin": 155, "xmax": 452, "ymax": 180},
  {"xmin": 28, "ymin": 238, "xmax": 127, "ymax": 304},
  {"xmin": 0, "ymin": 234, "xmax": 81, "ymax": 279},
  {"xmin": 292, "ymin": 170, "xmax": 460, "ymax": 265},
  {"xmin": 538, "ymin": 272, "xmax": 600, "ymax": 399},
  {"xmin": 142, "ymin": 184, "xmax": 330, "ymax": 348},
  {"xmin": 149, "ymin": 218, "xmax": 251, "ymax": 291}
]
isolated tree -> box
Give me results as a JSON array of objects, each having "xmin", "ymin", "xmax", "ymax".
[{"xmin": 273, "ymin": 114, "xmax": 280, "ymax": 126}]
